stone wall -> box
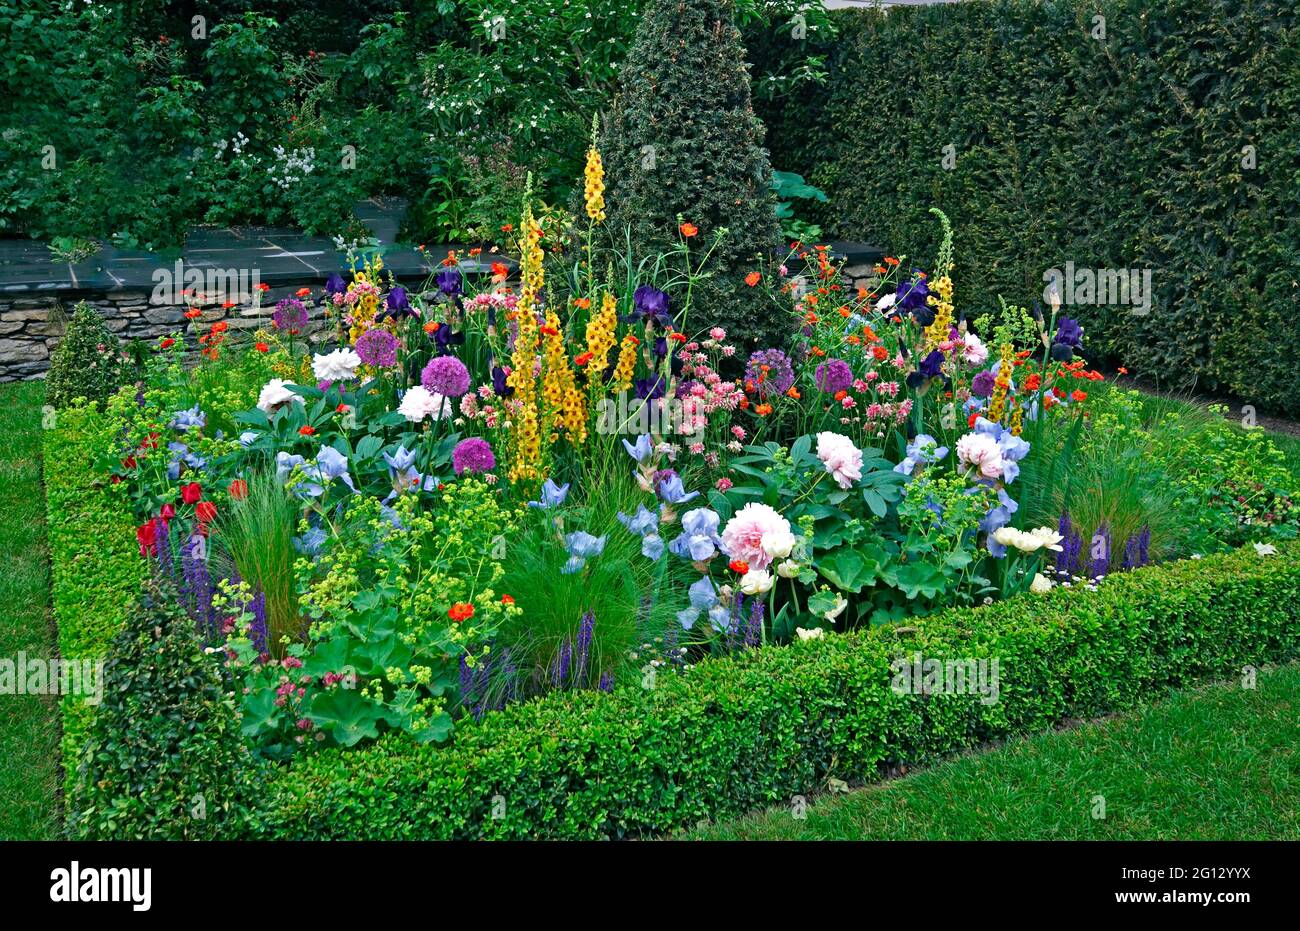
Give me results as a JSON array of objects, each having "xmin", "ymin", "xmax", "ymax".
[{"xmin": 2, "ymin": 284, "xmax": 368, "ymax": 382}]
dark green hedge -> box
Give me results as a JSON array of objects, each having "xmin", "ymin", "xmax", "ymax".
[
  {"xmin": 260, "ymin": 542, "xmax": 1300, "ymax": 839},
  {"xmin": 754, "ymin": 0, "xmax": 1300, "ymax": 413}
]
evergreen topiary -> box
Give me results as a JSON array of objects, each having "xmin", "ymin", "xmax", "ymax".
[
  {"xmin": 44, "ymin": 301, "xmax": 124, "ymax": 409},
  {"xmin": 67, "ymin": 574, "xmax": 262, "ymax": 839},
  {"xmin": 602, "ymin": 0, "xmax": 782, "ymax": 350}
]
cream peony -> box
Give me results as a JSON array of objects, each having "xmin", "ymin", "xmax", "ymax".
[
  {"xmin": 795, "ymin": 627, "xmax": 825, "ymax": 641},
  {"xmin": 738, "ymin": 568, "xmax": 774, "ymax": 596},
  {"xmin": 311, "ymin": 348, "xmax": 362, "ymax": 383},
  {"xmin": 256, "ymin": 378, "xmax": 305, "ymax": 415},
  {"xmin": 815, "ymin": 431, "xmax": 864, "ymax": 489},
  {"xmin": 1029, "ymin": 572, "xmax": 1054, "ymax": 594},
  {"xmin": 776, "ymin": 559, "xmax": 802, "ymax": 579},
  {"xmin": 761, "ymin": 529, "xmax": 798, "ymax": 560},
  {"xmin": 720, "ymin": 502, "xmax": 793, "ymax": 570},
  {"xmin": 823, "ymin": 593, "xmax": 849, "ymax": 623}
]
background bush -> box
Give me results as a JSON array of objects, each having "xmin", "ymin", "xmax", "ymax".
[
  {"xmin": 258, "ymin": 542, "xmax": 1300, "ymax": 839},
  {"xmin": 67, "ymin": 574, "xmax": 263, "ymax": 839},
  {"xmin": 602, "ymin": 0, "xmax": 782, "ymax": 348},
  {"xmin": 755, "ymin": 0, "xmax": 1300, "ymax": 413},
  {"xmin": 44, "ymin": 303, "xmax": 123, "ymax": 410}
]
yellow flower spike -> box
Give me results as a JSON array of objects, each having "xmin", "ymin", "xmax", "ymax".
[
  {"xmin": 584, "ymin": 291, "xmax": 618, "ymax": 385},
  {"xmin": 611, "ymin": 333, "xmax": 639, "ymax": 393}
]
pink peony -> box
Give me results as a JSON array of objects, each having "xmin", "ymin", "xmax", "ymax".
[
  {"xmin": 720, "ymin": 502, "xmax": 792, "ymax": 570},
  {"xmin": 815, "ymin": 432, "xmax": 863, "ymax": 489},
  {"xmin": 956, "ymin": 432, "xmax": 1004, "ymax": 479}
]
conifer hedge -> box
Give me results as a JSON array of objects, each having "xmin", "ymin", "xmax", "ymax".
[{"xmin": 753, "ymin": 0, "xmax": 1300, "ymax": 413}]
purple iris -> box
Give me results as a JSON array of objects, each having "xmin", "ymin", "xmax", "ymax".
[
  {"xmin": 324, "ymin": 272, "xmax": 347, "ymax": 296},
  {"xmin": 628, "ymin": 286, "xmax": 671, "ymax": 327},
  {"xmin": 431, "ymin": 322, "xmax": 465, "ymax": 356},
  {"xmin": 491, "ymin": 364, "xmax": 514, "ymax": 398},
  {"xmin": 1051, "ymin": 316, "xmax": 1083, "ymax": 361},
  {"xmin": 436, "ymin": 268, "xmax": 463, "ymax": 297},
  {"xmin": 906, "ymin": 349, "xmax": 945, "ymax": 388},
  {"xmin": 385, "ymin": 286, "xmax": 415, "ymax": 319},
  {"xmin": 634, "ymin": 376, "xmax": 666, "ymax": 401},
  {"xmin": 668, "ymin": 507, "xmax": 722, "ymax": 562}
]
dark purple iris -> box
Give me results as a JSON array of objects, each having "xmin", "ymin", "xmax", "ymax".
[
  {"xmin": 431, "ymin": 321, "xmax": 465, "ymax": 356},
  {"xmin": 1051, "ymin": 316, "xmax": 1083, "ymax": 361},
  {"xmin": 491, "ymin": 364, "xmax": 514, "ymax": 398},
  {"xmin": 896, "ymin": 276, "xmax": 929, "ymax": 310},
  {"xmin": 324, "ymin": 272, "xmax": 346, "ymax": 296},
  {"xmin": 436, "ymin": 268, "xmax": 463, "ymax": 297},
  {"xmin": 626, "ymin": 286, "xmax": 671, "ymax": 327},
  {"xmin": 906, "ymin": 349, "xmax": 945, "ymax": 389},
  {"xmin": 634, "ymin": 375, "xmax": 666, "ymax": 401},
  {"xmin": 385, "ymin": 286, "xmax": 415, "ymax": 319}
]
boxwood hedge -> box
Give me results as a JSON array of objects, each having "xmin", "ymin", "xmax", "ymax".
[{"xmin": 259, "ymin": 543, "xmax": 1300, "ymax": 839}]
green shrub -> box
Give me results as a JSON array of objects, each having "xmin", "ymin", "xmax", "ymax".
[
  {"xmin": 66, "ymin": 574, "xmax": 263, "ymax": 839},
  {"xmin": 602, "ymin": 0, "xmax": 782, "ymax": 349},
  {"xmin": 44, "ymin": 303, "xmax": 125, "ymax": 410},
  {"xmin": 759, "ymin": 0, "xmax": 1300, "ymax": 413},
  {"xmin": 258, "ymin": 542, "xmax": 1300, "ymax": 839}
]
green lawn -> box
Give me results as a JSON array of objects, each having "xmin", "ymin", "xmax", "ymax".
[
  {"xmin": 0, "ymin": 380, "xmax": 60, "ymax": 839},
  {"xmin": 687, "ymin": 663, "xmax": 1300, "ymax": 840}
]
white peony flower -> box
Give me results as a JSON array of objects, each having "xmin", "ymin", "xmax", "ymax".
[
  {"xmin": 311, "ymin": 348, "xmax": 362, "ymax": 383},
  {"xmin": 1253, "ymin": 542, "xmax": 1278, "ymax": 556},
  {"xmin": 397, "ymin": 386, "xmax": 452, "ymax": 423},
  {"xmin": 815, "ymin": 431, "xmax": 864, "ymax": 489},
  {"xmin": 795, "ymin": 627, "xmax": 825, "ymax": 641},
  {"xmin": 256, "ymin": 378, "xmax": 305, "ymax": 415},
  {"xmin": 961, "ymin": 332, "xmax": 989, "ymax": 366},
  {"xmin": 739, "ymin": 568, "xmax": 774, "ymax": 596},
  {"xmin": 823, "ymin": 594, "xmax": 849, "ymax": 623},
  {"xmin": 1029, "ymin": 572, "xmax": 1054, "ymax": 594},
  {"xmin": 761, "ymin": 529, "xmax": 798, "ymax": 560},
  {"xmin": 1027, "ymin": 527, "xmax": 1064, "ymax": 552},
  {"xmin": 956, "ymin": 432, "xmax": 1004, "ymax": 479},
  {"xmin": 776, "ymin": 559, "xmax": 802, "ymax": 579}
]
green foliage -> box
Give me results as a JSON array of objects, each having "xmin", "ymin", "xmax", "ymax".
[
  {"xmin": 761, "ymin": 0, "xmax": 1300, "ymax": 412},
  {"xmin": 44, "ymin": 303, "xmax": 124, "ymax": 411},
  {"xmin": 67, "ymin": 574, "xmax": 262, "ymax": 839},
  {"xmin": 43, "ymin": 402, "xmax": 148, "ymax": 796},
  {"xmin": 602, "ymin": 0, "xmax": 782, "ymax": 350},
  {"xmin": 257, "ymin": 541, "xmax": 1300, "ymax": 839}
]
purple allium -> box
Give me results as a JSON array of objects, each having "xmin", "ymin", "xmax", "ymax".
[
  {"xmin": 272, "ymin": 298, "xmax": 308, "ymax": 331},
  {"xmin": 971, "ymin": 369, "xmax": 997, "ymax": 398},
  {"xmin": 745, "ymin": 348, "xmax": 795, "ymax": 398},
  {"xmin": 421, "ymin": 355, "xmax": 471, "ymax": 397},
  {"xmin": 355, "ymin": 328, "xmax": 399, "ymax": 368},
  {"xmin": 452, "ymin": 437, "xmax": 496, "ymax": 475},
  {"xmin": 814, "ymin": 358, "xmax": 853, "ymax": 393}
]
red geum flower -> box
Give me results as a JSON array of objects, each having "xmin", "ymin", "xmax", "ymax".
[
  {"xmin": 159, "ymin": 338, "xmax": 175, "ymax": 349},
  {"xmin": 501, "ymin": 594, "xmax": 515, "ymax": 606},
  {"xmin": 729, "ymin": 559, "xmax": 750, "ymax": 574},
  {"xmin": 184, "ymin": 309, "xmax": 202, "ymax": 320},
  {"xmin": 1071, "ymin": 390, "xmax": 1088, "ymax": 403},
  {"xmin": 296, "ymin": 287, "xmax": 311, "ymax": 298},
  {"xmin": 299, "ymin": 425, "xmax": 315, "ymax": 436},
  {"xmin": 195, "ymin": 501, "xmax": 218, "ymax": 524},
  {"xmin": 229, "ymin": 479, "xmax": 249, "ymax": 500},
  {"xmin": 447, "ymin": 602, "xmax": 475, "ymax": 622},
  {"xmin": 255, "ymin": 342, "xmax": 269, "ymax": 353},
  {"xmin": 181, "ymin": 481, "xmax": 203, "ymax": 504},
  {"xmin": 679, "ymin": 222, "xmax": 699, "ymax": 238},
  {"xmin": 744, "ymin": 271, "xmax": 762, "ymax": 287},
  {"xmin": 574, "ymin": 351, "xmax": 593, "ymax": 366}
]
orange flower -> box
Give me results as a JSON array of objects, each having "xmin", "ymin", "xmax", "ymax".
[
  {"xmin": 159, "ymin": 337, "xmax": 175, "ymax": 349},
  {"xmin": 295, "ymin": 287, "xmax": 311, "ymax": 298},
  {"xmin": 728, "ymin": 560, "xmax": 750, "ymax": 574},
  {"xmin": 1117, "ymin": 366, "xmax": 1129, "ymax": 375},
  {"xmin": 501, "ymin": 594, "xmax": 515, "ymax": 606},
  {"xmin": 574, "ymin": 351, "xmax": 593, "ymax": 366},
  {"xmin": 680, "ymin": 222, "xmax": 699, "ymax": 238},
  {"xmin": 809, "ymin": 346, "xmax": 826, "ymax": 357},
  {"xmin": 255, "ymin": 342, "xmax": 269, "ymax": 353},
  {"xmin": 1071, "ymin": 390, "xmax": 1088, "ymax": 402},
  {"xmin": 573, "ymin": 297, "xmax": 592, "ymax": 310},
  {"xmin": 184, "ymin": 309, "xmax": 202, "ymax": 320},
  {"xmin": 257, "ymin": 282, "xmax": 270, "ymax": 292},
  {"xmin": 423, "ymin": 321, "xmax": 439, "ymax": 334},
  {"xmin": 755, "ymin": 403, "xmax": 773, "ymax": 416},
  {"xmin": 786, "ymin": 387, "xmax": 801, "ymax": 399},
  {"xmin": 539, "ymin": 325, "xmax": 559, "ymax": 337},
  {"xmin": 872, "ymin": 345, "xmax": 889, "ymax": 361},
  {"xmin": 1025, "ymin": 373, "xmax": 1042, "ymax": 392},
  {"xmin": 491, "ymin": 261, "xmax": 509, "ymax": 280},
  {"xmin": 669, "ymin": 331, "xmax": 687, "ymax": 342},
  {"xmin": 448, "ymin": 602, "xmax": 475, "ymax": 622},
  {"xmin": 834, "ymin": 390, "xmax": 847, "ymax": 402},
  {"xmin": 744, "ymin": 271, "xmax": 762, "ymax": 287},
  {"xmin": 884, "ymin": 256, "xmax": 899, "ymax": 267},
  {"xmin": 222, "ymin": 301, "xmax": 237, "ymax": 309},
  {"xmin": 298, "ymin": 425, "xmax": 315, "ymax": 436}
]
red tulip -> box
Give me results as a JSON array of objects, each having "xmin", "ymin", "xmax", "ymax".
[{"xmin": 181, "ymin": 482, "xmax": 203, "ymax": 504}]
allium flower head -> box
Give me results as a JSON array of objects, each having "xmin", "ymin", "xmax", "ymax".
[
  {"xmin": 355, "ymin": 328, "xmax": 399, "ymax": 368},
  {"xmin": 421, "ymin": 355, "xmax": 471, "ymax": 397},
  {"xmin": 814, "ymin": 358, "xmax": 854, "ymax": 393},
  {"xmin": 745, "ymin": 348, "xmax": 794, "ymax": 398},
  {"xmin": 452, "ymin": 437, "xmax": 496, "ymax": 475},
  {"xmin": 272, "ymin": 298, "xmax": 308, "ymax": 331}
]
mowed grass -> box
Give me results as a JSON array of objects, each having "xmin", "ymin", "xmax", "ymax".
[
  {"xmin": 0, "ymin": 380, "xmax": 60, "ymax": 838},
  {"xmin": 686, "ymin": 663, "xmax": 1300, "ymax": 840}
]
